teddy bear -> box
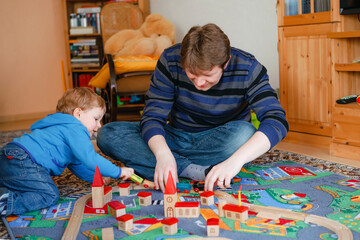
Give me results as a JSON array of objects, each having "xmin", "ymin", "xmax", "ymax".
[{"xmin": 104, "ymin": 13, "xmax": 176, "ymax": 58}]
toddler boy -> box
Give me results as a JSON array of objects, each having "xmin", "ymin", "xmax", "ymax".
[{"xmin": 0, "ymin": 87, "xmax": 134, "ymax": 216}]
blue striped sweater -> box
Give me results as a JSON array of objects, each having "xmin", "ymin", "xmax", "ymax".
[{"xmin": 140, "ymin": 44, "xmax": 288, "ymax": 149}]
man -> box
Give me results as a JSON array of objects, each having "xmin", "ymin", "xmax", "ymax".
[{"xmin": 97, "ymin": 23, "xmax": 288, "ymax": 192}]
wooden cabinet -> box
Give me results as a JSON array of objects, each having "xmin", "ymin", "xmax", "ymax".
[
  {"xmin": 62, "ymin": 0, "xmax": 149, "ymax": 89},
  {"xmin": 328, "ymin": 23, "xmax": 360, "ymax": 160},
  {"xmin": 277, "ymin": 0, "xmax": 336, "ymax": 137},
  {"xmin": 277, "ymin": 0, "xmax": 360, "ymax": 160}
]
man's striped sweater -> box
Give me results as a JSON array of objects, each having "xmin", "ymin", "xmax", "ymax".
[{"xmin": 140, "ymin": 44, "xmax": 288, "ymax": 149}]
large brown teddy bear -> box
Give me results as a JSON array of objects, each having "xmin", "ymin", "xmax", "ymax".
[{"xmin": 104, "ymin": 13, "xmax": 175, "ymax": 57}]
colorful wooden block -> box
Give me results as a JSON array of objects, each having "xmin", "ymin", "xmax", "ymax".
[
  {"xmin": 117, "ymin": 214, "xmax": 133, "ymax": 231},
  {"xmin": 207, "ymin": 218, "xmax": 219, "ymax": 236},
  {"xmin": 108, "ymin": 200, "xmax": 126, "ymax": 218},
  {"xmin": 161, "ymin": 217, "xmax": 179, "ymax": 235},
  {"xmin": 199, "ymin": 191, "xmax": 215, "ymax": 206},
  {"xmin": 137, "ymin": 191, "xmax": 152, "ymax": 206}
]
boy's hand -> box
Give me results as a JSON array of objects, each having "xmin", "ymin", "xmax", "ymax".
[
  {"xmin": 120, "ymin": 167, "xmax": 135, "ymax": 181},
  {"xmin": 102, "ymin": 176, "xmax": 111, "ymax": 186}
]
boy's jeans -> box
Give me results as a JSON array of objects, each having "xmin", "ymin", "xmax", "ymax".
[
  {"xmin": 97, "ymin": 120, "xmax": 256, "ymax": 181},
  {"xmin": 0, "ymin": 144, "xmax": 59, "ymax": 216}
]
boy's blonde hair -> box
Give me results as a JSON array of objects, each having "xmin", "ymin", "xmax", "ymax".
[{"xmin": 56, "ymin": 87, "xmax": 105, "ymax": 115}]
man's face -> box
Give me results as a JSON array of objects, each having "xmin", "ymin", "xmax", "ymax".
[{"xmin": 185, "ymin": 66, "xmax": 224, "ymax": 91}]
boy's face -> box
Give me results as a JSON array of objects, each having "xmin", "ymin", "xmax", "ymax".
[{"xmin": 73, "ymin": 107, "xmax": 105, "ymax": 137}]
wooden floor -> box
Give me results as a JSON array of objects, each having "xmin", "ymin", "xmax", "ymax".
[{"xmin": 1, "ymin": 118, "xmax": 359, "ymax": 168}]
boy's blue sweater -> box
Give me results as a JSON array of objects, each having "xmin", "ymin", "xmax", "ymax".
[{"xmin": 12, "ymin": 113, "xmax": 121, "ymax": 183}]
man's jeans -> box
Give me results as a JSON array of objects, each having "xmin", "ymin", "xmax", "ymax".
[
  {"xmin": 0, "ymin": 144, "xmax": 59, "ymax": 216},
  {"xmin": 97, "ymin": 120, "xmax": 256, "ymax": 181}
]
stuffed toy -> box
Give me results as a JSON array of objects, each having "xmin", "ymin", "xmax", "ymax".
[{"xmin": 104, "ymin": 13, "xmax": 175, "ymax": 57}]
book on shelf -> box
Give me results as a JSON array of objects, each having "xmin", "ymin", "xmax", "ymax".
[
  {"xmin": 71, "ymin": 62, "xmax": 100, "ymax": 69},
  {"xmin": 71, "ymin": 58, "xmax": 99, "ymax": 63},
  {"xmin": 70, "ymin": 26, "xmax": 96, "ymax": 35},
  {"xmin": 70, "ymin": 39, "xmax": 99, "ymax": 60},
  {"xmin": 76, "ymin": 6, "xmax": 101, "ymax": 14},
  {"xmin": 73, "ymin": 73, "xmax": 96, "ymax": 89},
  {"xmin": 69, "ymin": 38, "xmax": 96, "ymax": 45}
]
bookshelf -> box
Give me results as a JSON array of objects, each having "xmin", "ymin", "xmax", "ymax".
[{"xmin": 62, "ymin": 0, "xmax": 149, "ymax": 89}]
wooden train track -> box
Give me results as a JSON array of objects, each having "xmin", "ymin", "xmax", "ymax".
[
  {"xmin": 61, "ymin": 189, "xmax": 353, "ymax": 239},
  {"xmin": 61, "ymin": 193, "xmax": 92, "ymax": 240},
  {"xmin": 214, "ymin": 190, "xmax": 353, "ymax": 240}
]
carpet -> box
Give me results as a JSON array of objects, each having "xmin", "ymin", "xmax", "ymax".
[{"xmin": 1, "ymin": 130, "xmax": 360, "ymax": 239}]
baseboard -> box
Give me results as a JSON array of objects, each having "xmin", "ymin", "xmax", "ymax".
[
  {"xmin": 0, "ymin": 111, "xmax": 54, "ymax": 124},
  {"xmin": 330, "ymin": 142, "xmax": 360, "ymax": 161},
  {"xmin": 282, "ymin": 131, "xmax": 331, "ymax": 149}
]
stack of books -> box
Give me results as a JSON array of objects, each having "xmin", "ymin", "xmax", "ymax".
[
  {"xmin": 69, "ymin": 39, "xmax": 100, "ymax": 68},
  {"xmin": 73, "ymin": 73, "xmax": 95, "ymax": 88}
]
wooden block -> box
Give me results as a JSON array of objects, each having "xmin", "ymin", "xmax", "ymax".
[
  {"xmin": 207, "ymin": 218, "xmax": 219, "ymax": 237},
  {"xmin": 118, "ymin": 183, "xmax": 131, "ymax": 196},
  {"xmin": 200, "ymin": 191, "xmax": 215, "ymax": 206},
  {"xmin": 117, "ymin": 214, "xmax": 133, "ymax": 231},
  {"xmin": 137, "ymin": 192, "xmax": 152, "ymax": 206},
  {"xmin": 161, "ymin": 217, "xmax": 178, "ymax": 235},
  {"xmin": 101, "ymin": 227, "xmax": 114, "ymax": 240},
  {"xmin": 257, "ymin": 210, "xmax": 281, "ymax": 220}
]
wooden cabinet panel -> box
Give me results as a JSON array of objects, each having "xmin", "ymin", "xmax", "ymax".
[
  {"xmin": 279, "ymin": 25, "xmax": 332, "ymax": 136},
  {"xmin": 333, "ymin": 106, "xmax": 360, "ymax": 146}
]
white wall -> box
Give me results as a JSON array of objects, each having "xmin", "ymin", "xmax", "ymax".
[{"xmin": 150, "ymin": 0, "xmax": 279, "ymax": 89}]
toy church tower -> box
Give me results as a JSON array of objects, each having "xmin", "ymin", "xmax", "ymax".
[
  {"xmin": 164, "ymin": 171, "xmax": 177, "ymax": 217},
  {"xmin": 92, "ymin": 165, "xmax": 105, "ymax": 208}
]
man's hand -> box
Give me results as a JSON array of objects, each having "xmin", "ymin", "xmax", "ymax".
[
  {"xmin": 148, "ymin": 135, "xmax": 178, "ymax": 192},
  {"xmin": 154, "ymin": 153, "xmax": 178, "ymax": 192},
  {"xmin": 204, "ymin": 159, "xmax": 242, "ymax": 192},
  {"xmin": 204, "ymin": 131, "xmax": 271, "ymax": 191}
]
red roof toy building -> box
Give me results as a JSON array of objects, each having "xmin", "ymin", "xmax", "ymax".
[
  {"xmin": 164, "ymin": 172, "xmax": 177, "ymax": 194},
  {"xmin": 207, "ymin": 218, "xmax": 219, "ymax": 226},
  {"xmin": 92, "ymin": 165, "xmax": 104, "ymax": 187},
  {"xmin": 199, "ymin": 191, "xmax": 215, "ymax": 198},
  {"xmin": 175, "ymin": 202, "xmax": 200, "ymax": 208},
  {"xmin": 118, "ymin": 183, "xmax": 131, "ymax": 188},
  {"xmin": 207, "ymin": 218, "xmax": 220, "ymax": 236},
  {"xmin": 116, "ymin": 214, "xmax": 133, "ymax": 222},
  {"xmin": 161, "ymin": 217, "xmax": 179, "ymax": 226},
  {"xmin": 223, "ymin": 204, "xmax": 249, "ymax": 213},
  {"xmin": 161, "ymin": 217, "xmax": 179, "ymax": 235},
  {"xmin": 108, "ymin": 201, "xmax": 126, "ymax": 210},
  {"xmin": 137, "ymin": 192, "xmax": 152, "ymax": 198}
]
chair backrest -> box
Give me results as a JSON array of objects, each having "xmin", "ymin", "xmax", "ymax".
[{"xmin": 100, "ymin": 2, "xmax": 144, "ymax": 46}]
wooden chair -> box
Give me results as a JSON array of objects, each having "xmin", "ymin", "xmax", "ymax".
[
  {"xmin": 101, "ymin": 54, "xmax": 153, "ymax": 123},
  {"xmin": 100, "ymin": 2, "xmax": 153, "ymax": 123},
  {"xmin": 100, "ymin": 2, "xmax": 143, "ymax": 46}
]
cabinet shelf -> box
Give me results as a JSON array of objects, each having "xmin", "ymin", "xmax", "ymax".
[
  {"xmin": 328, "ymin": 31, "xmax": 360, "ymax": 39},
  {"xmin": 71, "ymin": 68, "xmax": 100, "ymax": 72},
  {"xmin": 334, "ymin": 64, "xmax": 360, "ymax": 72},
  {"xmin": 334, "ymin": 103, "xmax": 360, "ymax": 109},
  {"xmin": 69, "ymin": 33, "xmax": 102, "ymax": 38},
  {"xmin": 118, "ymin": 104, "xmax": 144, "ymax": 109}
]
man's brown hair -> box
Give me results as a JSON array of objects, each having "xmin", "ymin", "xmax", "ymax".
[
  {"xmin": 180, "ymin": 23, "xmax": 230, "ymax": 75},
  {"xmin": 56, "ymin": 87, "xmax": 105, "ymax": 115}
]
